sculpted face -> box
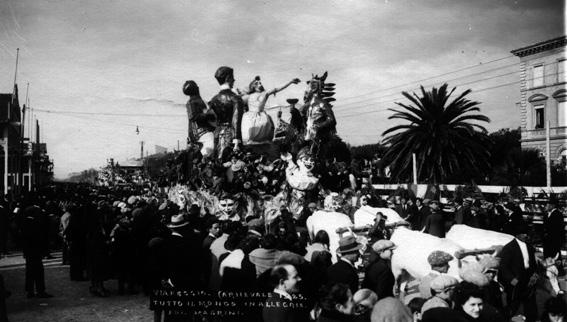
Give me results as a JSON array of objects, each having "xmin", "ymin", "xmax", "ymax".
[
  {"xmin": 219, "ymin": 198, "xmax": 235, "ymax": 214},
  {"xmin": 252, "ymin": 80, "xmax": 264, "ymax": 93},
  {"xmin": 299, "ymin": 155, "xmax": 315, "ymax": 172}
]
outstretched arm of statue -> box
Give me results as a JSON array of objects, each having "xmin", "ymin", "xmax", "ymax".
[
  {"xmin": 232, "ymin": 97, "xmax": 244, "ymax": 145},
  {"xmin": 267, "ymin": 78, "xmax": 301, "ymax": 97}
]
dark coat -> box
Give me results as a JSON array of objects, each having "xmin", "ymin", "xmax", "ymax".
[
  {"xmin": 424, "ymin": 211, "xmax": 445, "ymax": 238},
  {"xmin": 498, "ymin": 238, "xmax": 538, "ymax": 320},
  {"xmin": 21, "ymin": 205, "xmax": 47, "ymax": 257},
  {"xmin": 502, "ymin": 210, "xmax": 525, "ymax": 236},
  {"xmin": 361, "ymin": 254, "xmax": 394, "ymax": 300},
  {"xmin": 317, "ymin": 310, "xmax": 354, "ymax": 322},
  {"xmin": 327, "ymin": 260, "xmax": 359, "ymax": 293},
  {"xmin": 395, "ymin": 204, "xmax": 409, "ymax": 220},
  {"xmin": 404, "ymin": 204, "xmax": 420, "ymax": 230},
  {"xmin": 166, "ymin": 232, "xmax": 206, "ymax": 289},
  {"xmin": 417, "ymin": 206, "xmax": 431, "ymax": 231},
  {"xmin": 220, "ymin": 255, "xmax": 256, "ymax": 291},
  {"xmin": 543, "ymin": 208, "xmax": 565, "ymax": 258}
]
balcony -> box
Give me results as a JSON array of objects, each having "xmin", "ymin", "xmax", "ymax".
[{"xmin": 522, "ymin": 126, "xmax": 567, "ymax": 141}]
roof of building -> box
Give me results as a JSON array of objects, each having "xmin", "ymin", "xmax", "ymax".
[
  {"xmin": 511, "ymin": 35, "xmax": 567, "ymax": 57},
  {"xmin": 117, "ymin": 158, "xmax": 143, "ymax": 168}
]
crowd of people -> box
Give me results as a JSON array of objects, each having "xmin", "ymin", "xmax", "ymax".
[{"xmin": 0, "ymin": 164, "xmax": 564, "ymax": 322}]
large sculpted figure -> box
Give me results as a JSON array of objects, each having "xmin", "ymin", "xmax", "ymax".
[
  {"xmin": 303, "ymin": 72, "xmax": 337, "ymax": 157},
  {"xmin": 183, "ymin": 80, "xmax": 215, "ymax": 157},
  {"xmin": 241, "ymin": 76, "xmax": 300, "ymax": 146},
  {"xmin": 209, "ymin": 66, "xmax": 245, "ymax": 160},
  {"xmin": 283, "ymin": 147, "xmax": 320, "ymax": 215}
]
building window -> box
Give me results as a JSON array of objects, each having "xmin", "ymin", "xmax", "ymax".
[
  {"xmin": 534, "ymin": 104, "xmax": 545, "ymax": 129},
  {"xmin": 559, "ymin": 59, "xmax": 566, "ymax": 84},
  {"xmin": 560, "ymin": 149, "xmax": 567, "ymax": 169},
  {"xmin": 532, "ymin": 64, "xmax": 544, "ymax": 88},
  {"xmin": 559, "ymin": 101, "xmax": 567, "ymax": 127}
]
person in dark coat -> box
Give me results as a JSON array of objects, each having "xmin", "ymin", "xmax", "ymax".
[
  {"xmin": 219, "ymin": 235, "xmax": 258, "ymax": 291},
  {"xmin": 327, "ymin": 236, "xmax": 362, "ymax": 294},
  {"xmin": 165, "ymin": 214, "xmax": 206, "ymax": 289},
  {"xmin": 86, "ymin": 203, "xmax": 110, "ymax": 297},
  {"xmin": 0, "ymin": 198, "xmax": 8, "ymax": 257},
  {"xmin": 543, "ymin": 198, "xmax": 565, "ymax": 259},
  {"xmin": 68, "ymin": 203, "xmax": 88, "ymax": 281},
  {"xmin": 262, "ymin": 264, "xmax": 307, "ymax": 322},
  {"xmin": 110, "ymin": 215, "xmax": 135, "ymax": 295},
  {"xmin": 416, "ymin": 198, "xmax": 431, "ymax": 231},
  {"xmin": 423, "ymin": 201, "xmax": 445, "ymax": 238},
  {"xmin": 0, "ymin": 273, "xmax": 8, "ymax": 322},
  {"xmin": 465, "ymin": 206, "xmax": 486, "ymax": 230},
  {"xmin": 498, "ymin": 224, "xmax": 539, "ymax": 321},
  {"xmin": 316, "ymin": 283, "xmax": 356, "ymax": 322},
  {"xmin": 403, "ymin": 198, "xmax": 420, "ymax": 231},
  {"xmin": 361, "ymin": 240, "xmax": 396, "ymax": 300},
  {"xmin": 501, "ymin": 202, "xmax": 526, "ymax": 236},
  {"xmin": 21, "ymin": 196, "xmax": 53, "ymax": 298}
]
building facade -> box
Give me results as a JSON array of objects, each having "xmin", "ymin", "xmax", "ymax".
[
  {"xmin": 511, "ymin": 36, "xmax": 567, "ymax": 166},
  {"xmin": 0, "ymin": 85, "xmax": 53, "ymax": 195}
]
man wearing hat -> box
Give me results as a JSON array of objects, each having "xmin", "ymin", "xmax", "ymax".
[
  {"xmin": 543, "ymin": 197, "xmax": 565, "ymax": 259},
  {"xmin": 421, "ymin": 275, "xmax": 458, "ymax": 314},
  {"xmin": 165, "ymin": 213, "xmax": 206, "ymax": 289},
  {"xmin": 419, "ymin": 250, "xmax": 454, "ymax": 298},
  {"xmin": 423, "ymin": 200, "xmax": 445, "ymax": 238},
  {"xmin": 362, "ymin": 240, "xmax": 396, "ymax": 300},
  {"xmin": 498, "ymin": 224, "xmax": 538, "ymax": 321},
  {"xmin": 415, "ymin": 198, "xmax": 431, "ymax": 231},
  {"xmin": 327, "ymin": 235, "xmax": 362, "ymax": 293},
  {"xmin": 209, "ymin": 66, "xmax": 245, "ymax": 160}
]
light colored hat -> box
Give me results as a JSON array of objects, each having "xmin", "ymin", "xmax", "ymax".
[
  {"xmin": 167, "ymin": 214, "xmax": 189, "ymax": 229},
  {"xmin": 372, "ymin": 240, "xmax": 396, "ymax": 253},
  {"xmin": 427, "ymin": 251, "xmax": 454, "ymax": 267},
  {"xmin": 127, "ymin": 196, "xmax": 138, "ymax": 205},
  {"xmin": 158, "ymin": 202, "xmax": 168, "ymax": 211},
  {"xmin": 430, "ymin": 275, "xmax": 459, "ymax": 292}
]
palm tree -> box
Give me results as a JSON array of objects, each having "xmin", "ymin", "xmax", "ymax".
[{"xmin": 381, "ymin": 83, "xmax": 490, "ymax": 184}]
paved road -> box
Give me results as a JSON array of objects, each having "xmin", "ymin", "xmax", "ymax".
[{"xmin": 1, "ymin": 253, "xmax": 152, "ymax": 322}]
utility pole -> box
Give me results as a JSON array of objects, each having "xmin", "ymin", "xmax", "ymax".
[
  {"xmin": 412, "ymin": 153, "xmax": 418, "ymax": 185},
  {"xmin": 140, "ymin": 141, "xmax": 144, "ymax": 160},
  {"xmin": 546, "ymin": 120, "xmax": 551, "ymax": 189}
]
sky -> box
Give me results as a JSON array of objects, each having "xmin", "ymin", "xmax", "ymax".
[{"xmin": 0, "ymin": 0, "xmax": 564, "ymax": 179}]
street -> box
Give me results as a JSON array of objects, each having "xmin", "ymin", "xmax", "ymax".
[{"xmin": 2, "ymin": 253, "xmax": 152, "ymax": 322}]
